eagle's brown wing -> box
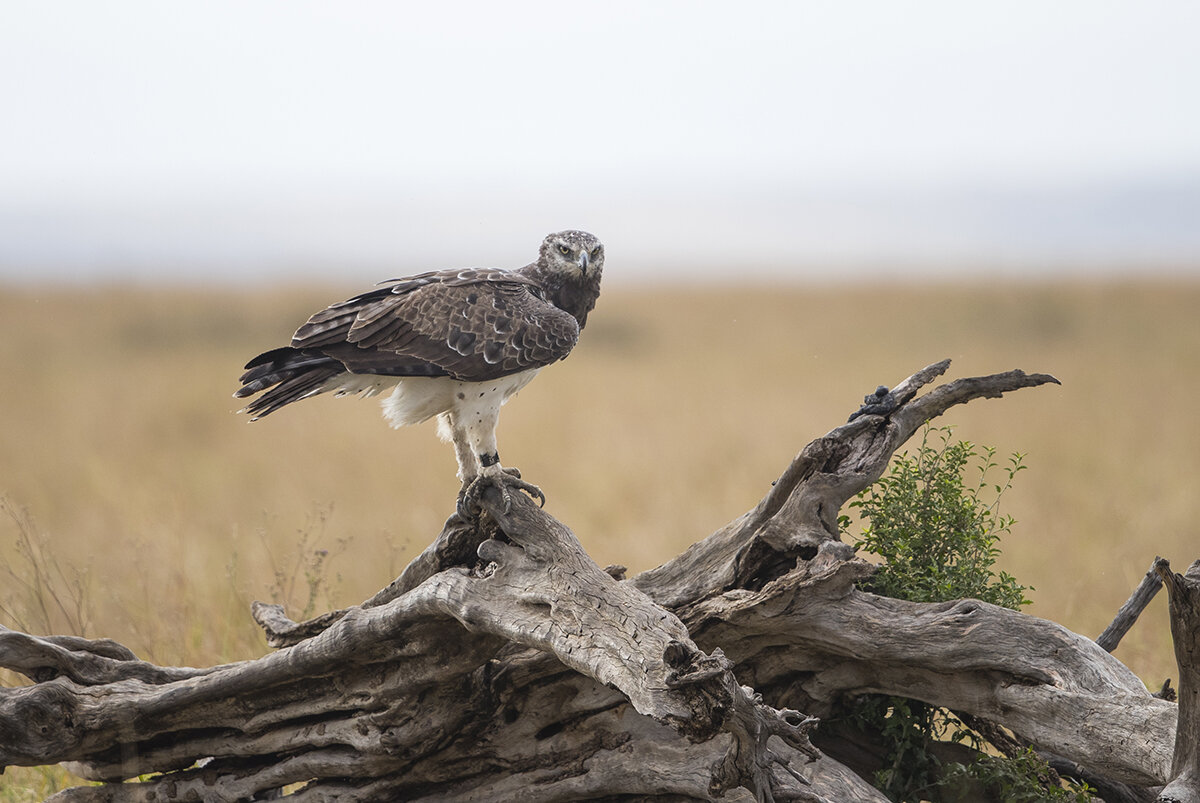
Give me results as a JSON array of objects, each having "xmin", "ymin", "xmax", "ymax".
[
  {"xmin": 292, "ymin": 267, "xmax": 580, "ymax": 382},
  {"xmin": 235, "ymin": 268, "xmax": 580, "ymax": 418}
]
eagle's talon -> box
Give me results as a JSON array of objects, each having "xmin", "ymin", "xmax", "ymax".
[
  {"xmin": 523, "ymin": 481, "xmax": 547, "ymax": 508},
  {"xmin": 459, "ymin": 473, "xmax": 546, "ymax": 517},
  {"xmin": 456, "ymin": 486, "xmax": 479, "ymax": 520}
]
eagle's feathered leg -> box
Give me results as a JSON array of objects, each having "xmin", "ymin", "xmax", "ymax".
[
  {"xmin": 443, "ymin": 408, "xmax": 545, "ymax": 517},
  {"xmin": 439, "ymin": 412, "xmax": 480, "ymax": 483}
]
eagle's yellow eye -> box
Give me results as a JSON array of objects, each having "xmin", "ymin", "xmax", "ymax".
[{"xmin": 557, "ymin": 244, "xmax": 571, "ymax": 256}]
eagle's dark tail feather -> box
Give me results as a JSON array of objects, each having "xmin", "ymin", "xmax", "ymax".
[{"xmin": 235, "ymin": 347, "xmax": 345, "ymax": 419}]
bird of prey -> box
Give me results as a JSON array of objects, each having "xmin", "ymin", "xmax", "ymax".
[{"xmin": 235, "ymin": 230, "xmax": 604, "ymax": 512}]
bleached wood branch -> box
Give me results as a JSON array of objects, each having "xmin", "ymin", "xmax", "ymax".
[{"xmin": 2, "ymin": 359, "xmax": 1190, "ymax": 802}]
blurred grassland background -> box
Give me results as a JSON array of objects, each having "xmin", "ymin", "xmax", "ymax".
[{"xmin": 2, "ymin": 278, "xmax": 1197, "ymax": 688}]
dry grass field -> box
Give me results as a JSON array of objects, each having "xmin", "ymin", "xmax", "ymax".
[{"xmin": 1, "ymin": 277, "xmax": 1198, "ymax": 797}]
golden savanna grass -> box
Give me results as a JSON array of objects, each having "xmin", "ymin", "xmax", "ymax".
[{"xmin": 1, "ymin": 278, "xmax": 1198, "ymax": 795}]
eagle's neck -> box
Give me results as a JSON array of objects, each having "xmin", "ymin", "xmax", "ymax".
[{"xmin": 521, "ymin": 262, "xmax": 602, "ymax": 329}]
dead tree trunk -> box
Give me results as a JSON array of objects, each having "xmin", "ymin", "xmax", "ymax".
[
  {"xmin": 1155, "ymin": 558, "xmax": 1200, "ymax": 803},
  {"xmin": 0, "ymin": 360, "xmax": 1193, "ymax": 802}
]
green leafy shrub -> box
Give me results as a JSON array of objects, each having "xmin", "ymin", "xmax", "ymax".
[
  {"xmin": 839, "ymin": 426, "xmax": 1091, "ymax": 802},
  {"xmin": 939, "ymin": 749, "xmax": 1093, "ymax": 802},
  {"xmin": 848, "ymin": 425, "xmax": 1030, "ymax": 609}
]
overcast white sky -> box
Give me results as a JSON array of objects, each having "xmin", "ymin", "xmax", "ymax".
[{"xmin": 2, "ymin": 1, "xmax": 1199, "ymax": 281}]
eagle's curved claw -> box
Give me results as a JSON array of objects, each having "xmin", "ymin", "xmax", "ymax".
[{"xmin": 458, "ymin": 472, "xmax": 546, "ymax": 518}]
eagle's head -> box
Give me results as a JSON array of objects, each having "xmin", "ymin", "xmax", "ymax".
[
  {"xmin": 531, "ymin": 230, "xmax": 603, "ymax": 328},
  {"xmin": 539, "ymin": 230, "xmax": 604, "ymax": 281}
]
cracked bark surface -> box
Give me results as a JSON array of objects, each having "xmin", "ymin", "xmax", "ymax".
[{"xmin": 1, "ymin": 359, "xmax": 1192, "ymax": 802}]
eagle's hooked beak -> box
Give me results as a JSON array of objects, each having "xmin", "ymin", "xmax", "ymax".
[{"xmin": 578, "ymin": 250, "xmax": 589, "ymax": 276}]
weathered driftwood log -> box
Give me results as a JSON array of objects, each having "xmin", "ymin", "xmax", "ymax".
[
  {"xmin": 0, "ymin": 359, "xmax": 1191, "ymax": 802},
  {"xmin": 0, "ymin": 499, "xmax": 852, "ymax": 802}
]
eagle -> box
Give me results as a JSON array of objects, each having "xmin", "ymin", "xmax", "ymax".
[{"xmin": 235, "ymin": 230, "xmax": 604, "ymax": 512}]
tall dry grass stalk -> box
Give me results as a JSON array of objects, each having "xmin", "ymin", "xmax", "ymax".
[{"xmin": 0, "ymin": 497, "xmax": 91, "ymax": 638}]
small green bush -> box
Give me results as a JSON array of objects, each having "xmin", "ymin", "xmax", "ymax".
[
  {"xmin": 840, "ymin": 425, "xmax": 1091, "ymax": 802},
  {"xmin": 847, "ymin": 425, "xmax": 1030, "ymax": 609}
]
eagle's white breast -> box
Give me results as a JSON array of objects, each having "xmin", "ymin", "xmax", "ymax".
[{"xmin": 370, "ymin": 368, "xmax": 541, "ymax": 430}]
